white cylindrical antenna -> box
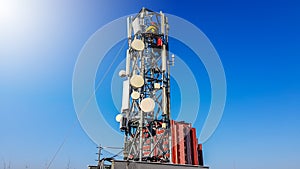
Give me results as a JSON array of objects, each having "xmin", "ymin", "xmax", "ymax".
[
  {"xmin": 121, "ymin": 80, "xmax": 130, "ymax": 112},
  {"xmin": 162, "ymin": 44, "xmax": 167, "ymax": 71},
  {"xmin": 160, "ymin": 11, "xmax": 165, "ymax": 35},
  {"xmin": 140, "ymin": 9, "xmax": 144, "ymax": 19},
  {"xmin": 126, "ymin": 49, "xmax": 130, "ymax": 76},
  {"xmin": 127, "ymin": 17, "xmax": 131, "ymax": 39},
  {"xmin": 162, "ymin": 87, "xmax": 167, "ymax": 115}
]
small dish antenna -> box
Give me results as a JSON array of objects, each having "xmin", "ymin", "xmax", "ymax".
[
  {"xmin": 131, "ymin": 39, "xmax": 145, "ymax": 51},
  {"xmin": 131, "ymin": 91, "xmax": 140, "ymax": 100},
  {"xmin": 115, "ymin": 114, "xmax": 123, "ymax": 122}
]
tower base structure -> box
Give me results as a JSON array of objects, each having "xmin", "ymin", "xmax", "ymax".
[
  {"xmin": 88, "ymin": 120, "xmax": 208, "ymax": 169},
  {"xmin": 88, "ymin": 160, "xmax": 209, "ymax": 169}
]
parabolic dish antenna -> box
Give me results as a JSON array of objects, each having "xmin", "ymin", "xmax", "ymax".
[
  {"xmin": 131, "ymin": 91, "xmax": 140, "ymax": 100},
  {"xmin": 140, "ymin": 98, "xmax": 155, "ymax": 113},
  {"xmin": 130, "ymin": 74, "xmax": 144, "ymax": 88},
  {"xmin": 131, "ymin": 39, "xmax": 145, "ymax": 51}
]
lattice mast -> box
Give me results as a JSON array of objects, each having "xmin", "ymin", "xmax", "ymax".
[{"xmin": 116, "ymin": 8, "xmax": 171, "ymax": 162}]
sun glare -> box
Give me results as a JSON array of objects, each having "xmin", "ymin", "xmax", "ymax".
[{"xmin": 0, "ymin": 1, "xmax": 17, "ymax": 24}]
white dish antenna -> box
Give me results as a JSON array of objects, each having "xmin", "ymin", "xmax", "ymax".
[
  {"xmin": 119, "ymin": 70, "xmax": 126, "ymax": 78},
  {"xmin": 130, "ymin": 75, "xmax": 144, "ymax": 88},
  {"xmin": 140, "ymin": 98, "xmax": 155, "ymax": 113},
  {"xmin": 115, "ymin": 114, "xmax": 123, "ymax": 122},
  {"xmin": 131, "ymin": 39, "xmax": 145, "ymax": 51},
  {"xmin": 131, "ymin": 91, "xmax": 140, "ymax": 100}
]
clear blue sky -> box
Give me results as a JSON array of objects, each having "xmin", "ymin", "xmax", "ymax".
[{"xmin": 0, "ymin": 0, "xmax": 299, "ymax": 169}]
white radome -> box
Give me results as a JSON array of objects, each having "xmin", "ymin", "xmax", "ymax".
[
  {"xmin": 130, "ymin": 74, "xmax": 144, "ymax": 88},
  {"xmin": 140, "ymin": 98, "xmax": 155, "ymax": 113},
  {"xmin": 131, "ymin": 91, "xmax": 140, "ymax": 100},
  {"xmin": 154, "ymin": 83, "xmax": 160, "ymax": 89},
  {"xmin": 119, "ymin": 70, "xmax": 126, "ymax": 78},
  {"xmin": 131, "ymin": 39, "xmax": 145, "ymax": 51},
  {"xmin": 115, "ymin": 114, "xmax": 123, "ymax": 122}
]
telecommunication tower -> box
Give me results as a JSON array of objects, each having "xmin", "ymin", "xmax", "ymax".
[
  {"xmin": 89, "ymin": 8, "xmax": 208, "ymax": 169},
  {"xmin": 116, "ymin": 8, "xmax": 171, "ymax": 162}
]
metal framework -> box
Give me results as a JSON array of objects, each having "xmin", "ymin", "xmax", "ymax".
[{"xmin": 117, "ymin": 8, "xmax": 171, "ymax": 162}]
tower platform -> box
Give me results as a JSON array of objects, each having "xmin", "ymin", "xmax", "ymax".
[{"xmin": 88, "ymin": 160, "xmax": 209, "ymax": 169}]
